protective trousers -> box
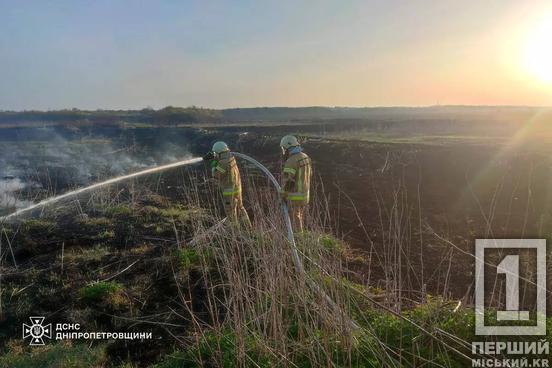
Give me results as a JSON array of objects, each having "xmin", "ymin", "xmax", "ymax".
[{"xmin": 223, "ymin": 191, "xmax": 251, "ymax": 227}]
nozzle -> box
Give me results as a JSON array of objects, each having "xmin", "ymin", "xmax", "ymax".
[{"xmin": 203, "ymin": 151, "xmax": 215, "ymax": 161}]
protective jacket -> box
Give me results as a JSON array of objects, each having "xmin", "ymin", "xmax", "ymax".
[
  {"xmin": 281, "ymin": 148, "xmax": 312, "ymax": 204},
  {"xmin": 211, "ymin": 151, "xmax": 250, "ymax": 226},
  {"xmin": 212, "ymin": 152, "xmax": 242, "ymax": 197}
]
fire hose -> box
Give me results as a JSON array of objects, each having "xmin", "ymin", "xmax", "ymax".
[
  {"xmin": 233, "ymin": 152, "xmax": 478, "ymax": 361},
  {"xmin": 231, "ymin": 152, "xmax": 360, "ymax": 330}
]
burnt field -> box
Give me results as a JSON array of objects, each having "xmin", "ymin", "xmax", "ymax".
[
  {"xmin": 1, "ymin": 117, "xmax": 551, "ymax": 366},
  {"xmin": 219, "ymin": 124, "xmax": 552, "ymax": 306},
  {"xmin": 1, "ymin": 119, "xmax": 551, "ymax": 304}
]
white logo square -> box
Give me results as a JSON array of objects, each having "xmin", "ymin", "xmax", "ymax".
[{"xmin": 475, "ymin": 239, "xmax": 546, "ymax": 335}]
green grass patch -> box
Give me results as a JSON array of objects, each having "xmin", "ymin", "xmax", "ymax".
[
  {"xmin": 154, "ymin": 330, "xmax": 273, "ymax": 368},
  {"xmin": 141, "ymin": 205, "xmax": 205, "ymax": 223},
  {"xmin": 317, "ymin": 234, "xmax": 344, "ymax": 253},
  {"xmin": 22, "ymin": 219, "xmax": 56, "ymax": 235},
  {"xmin": 104, "ymin": 204, "xmax": 133, "ymax": 217},
  {"xmin": 79, "ymin": 281, "xmax": 122, "ymax": 302},
  {"xmin": 0, "ymin": 342, "xmax": 107, "ymax": 368},
  {"xmin": 64, "ymin": 245, "xmax": 110, "ymax": 263},
  {"xmin": 75, "ymin": 217, "xmax": 116, "ymax": 243},
  {"xmin": 295, "ymin": 232, "xmax": 345, "ymax": 256},
  {"xmin": 175, "ymin": 248, "xmax": 200, "ymax": 269}
]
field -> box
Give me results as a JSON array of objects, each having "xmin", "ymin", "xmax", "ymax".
[{"xmin": 0, "ymin": 108, "xmax": 551, "ymax": 366}]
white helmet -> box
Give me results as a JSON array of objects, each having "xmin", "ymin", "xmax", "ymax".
[
  {"xmin": 280, "ymin": 135, "xmax": 299, "ymax": 150},
  {"xmin": 212, "ymin": 141, "xmax": 229, "ymax": 154}
]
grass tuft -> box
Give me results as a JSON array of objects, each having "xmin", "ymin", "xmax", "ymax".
[
  {"xmin": 79, "ymin": 281, "xmax": 122, "ymax": 302},
  {"xmin": 0, "ymin": 341, "xmax": 107, "ymax": 368}
]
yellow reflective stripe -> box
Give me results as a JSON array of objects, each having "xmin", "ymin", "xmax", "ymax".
[
  {"xmin": 288, "ymin": 192, "xmax": 305, "ymax": 201},
  {"xmin": 283, "ymin": 167, "xmax": 296, "ymax": 175},
  {"xmin": 289, "ymin": 196, "xmax": 305, "ymax": 201},
  {"xmin": 297, "ymin": 167, "xmax": 303, "ymax": 192},
  {"xmin": 223, "ymin": 188, "xmax": 240, "ymax": 196},
  {"xmin": 215, "ymin": 165, "xmax": 226, "ymax": 173}
]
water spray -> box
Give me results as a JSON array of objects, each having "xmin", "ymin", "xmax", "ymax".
[
  {"xmin": 0, "ymin": 149, "xmax": 478, "ymax": 357},
  {"xmin": 0, "ymin": 157, "xmax": 203, "ymax": 222},
  {"xmin": 1, "ymin": 150, "xmax": 355, "ymax": 325}
]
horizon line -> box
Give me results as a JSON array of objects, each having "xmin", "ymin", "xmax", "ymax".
[{"xmin": 1, "ymin": 104, "xmax": 552, "ymax": 113}]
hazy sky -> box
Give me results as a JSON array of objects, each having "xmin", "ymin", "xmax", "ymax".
[{"xmin": 1, "ymin": 0, "xmax": 551, "ymax": 110}]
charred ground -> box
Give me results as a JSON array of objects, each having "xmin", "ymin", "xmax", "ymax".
[{"xmin": 1, "ymin": 110, "xmax": 552, "ymax": 366}]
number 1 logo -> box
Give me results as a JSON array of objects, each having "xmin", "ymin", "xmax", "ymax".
[
  {"xmin": 475, "ymin": 239, "xmax": 546, "ymax": 336},
  {"xmin": 496, "ymin": 255, "xmax": 530, "ymax": 321}
]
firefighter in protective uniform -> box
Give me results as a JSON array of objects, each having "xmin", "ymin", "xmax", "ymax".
[
  {"xmin": 206, "ymin": 142, "xmax": 251, "ymax": 227},
  {"xmin": 279, "ymin": 135, "xmax": 312, "ymax": 232}
]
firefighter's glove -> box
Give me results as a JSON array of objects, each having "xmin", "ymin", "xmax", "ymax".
[{"xmin": 203, "ymin": 151, "xmax": 215, "ymax": 162}]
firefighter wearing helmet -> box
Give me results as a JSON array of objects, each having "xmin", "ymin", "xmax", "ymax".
[
  {"xmin": 205, "ymin": 141, "xmax": 251, "ymax": 227},
  {"xmin": 279, "ymin": 135, "xmax": 312, "ymax": 232}
]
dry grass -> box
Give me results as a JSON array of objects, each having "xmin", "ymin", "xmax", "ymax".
[{"xmin": 3, "ymin": 160, "xmax": 549, "ymax": 367}]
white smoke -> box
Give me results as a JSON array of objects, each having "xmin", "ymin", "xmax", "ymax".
[
  {"xmin": 0, "ymin": 128, "xmax": 193, "ymax": 211},
  {"xmin": 0, "ymin": 178, "xmax": 35, "ymax": 209}
]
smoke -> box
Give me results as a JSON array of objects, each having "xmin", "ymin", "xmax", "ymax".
[
  {"xmin": 0, "ymin": 128, "xmax": 193, "ymax": 211},
  {"xmin": 0, "ymin": 178, "xmax": 34, "ymax": 209}
]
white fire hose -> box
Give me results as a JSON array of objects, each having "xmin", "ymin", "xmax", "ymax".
[
  {"xmin": 231, "ymin": 152, "xmax": 359, "ymax": 329},
  {"xmin": 232, "ymin": 152, "xmax": 477, "ymax": 360}
]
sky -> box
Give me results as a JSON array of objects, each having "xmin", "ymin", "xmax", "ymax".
[{"xmin": 0, "ymin": 0, "xmax": 551, "ymax": 110}]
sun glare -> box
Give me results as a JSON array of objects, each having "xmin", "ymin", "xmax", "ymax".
[{"xmin": 523, "ymin": 17, "xmax": 552, "ymax": 84}]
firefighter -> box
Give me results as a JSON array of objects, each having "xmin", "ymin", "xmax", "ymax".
[
  {"xmin": 279, "ymin": 135, "xmax": 312, "ymax": 232},
  {"xmin": 204, "ymin": 141, "xmax": 251, "ymax": 227}
]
